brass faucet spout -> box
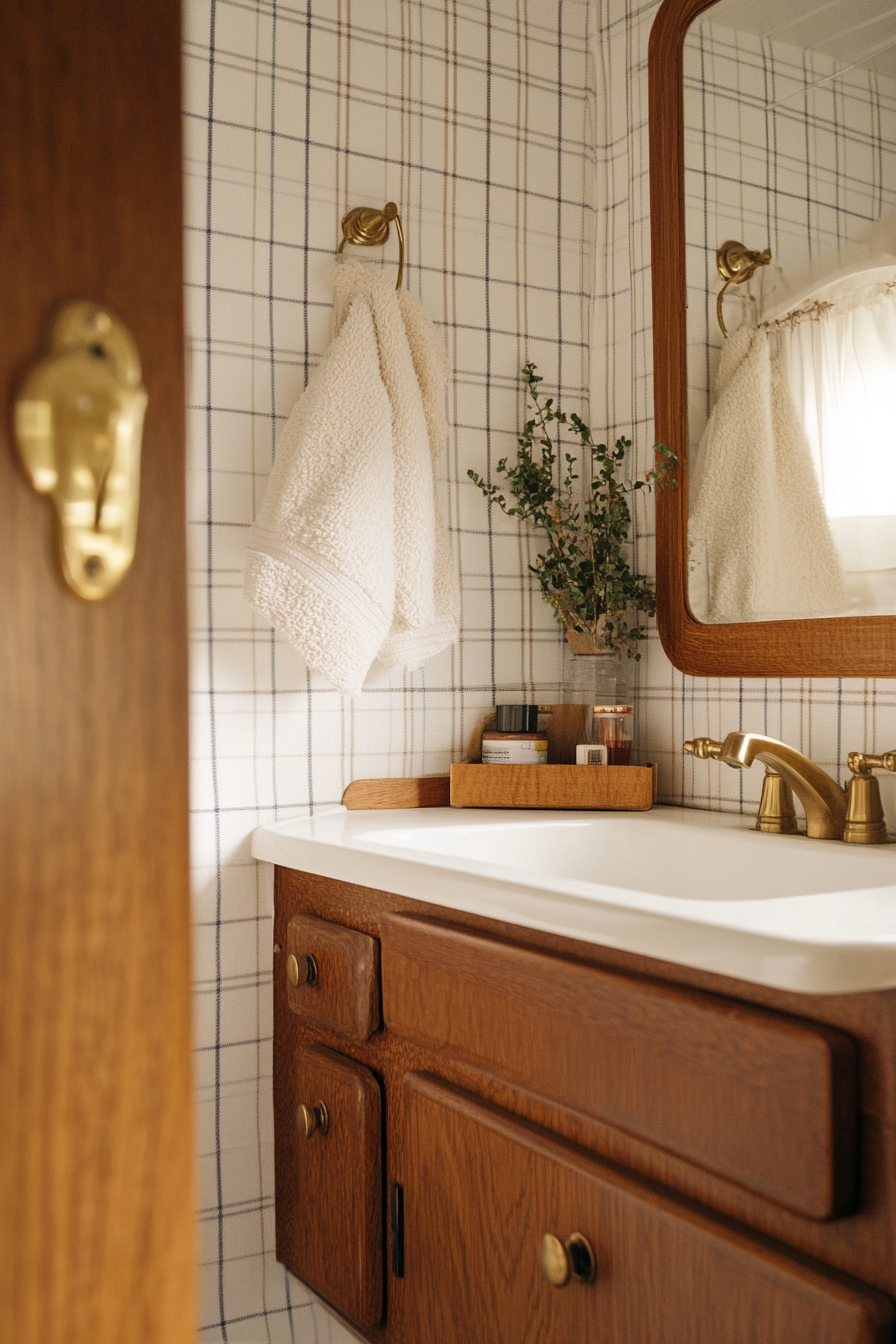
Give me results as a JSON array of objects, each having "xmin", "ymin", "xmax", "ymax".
[{"xmin": 718, "ymin": 733, "xmax": 846, "ymax": 840}]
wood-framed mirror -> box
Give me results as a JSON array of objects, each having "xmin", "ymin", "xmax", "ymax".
[{"xmin": 649, "ymin": 0, "xmax": 896, "ymax": 677}]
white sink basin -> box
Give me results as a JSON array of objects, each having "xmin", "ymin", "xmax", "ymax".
[{"xmin": 252, "ymin": 805, "xmax": 896, "ymax": 994}]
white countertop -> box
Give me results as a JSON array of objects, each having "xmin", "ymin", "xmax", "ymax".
[{"xmin": 252, "ymin": 804, "xmax": 896, "ymax": 994}]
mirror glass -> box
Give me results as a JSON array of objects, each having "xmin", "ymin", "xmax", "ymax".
[{"xmin": 684, "ymin": 0, "xmax": 896, "ymax": 624}]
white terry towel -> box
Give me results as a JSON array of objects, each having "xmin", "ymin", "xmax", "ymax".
[
  {"xmin": 689, "ymin": 324, "xmax": 849, "ymax": 623},
  {"xmin": 244, "ymin": 256, "xmax": 458, "ymax": 697}
]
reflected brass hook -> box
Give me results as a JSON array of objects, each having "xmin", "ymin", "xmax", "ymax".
[
  {"xmin": 337, "ymin": 202, "xmax": 405, "ymax": 290},
  {"xmin": 716, "ymin": 240, "xmax": 772, "ymax": 337},
  {"xmin": 14, "ymin": 301, "xmax": 146, "ymax": 601}
]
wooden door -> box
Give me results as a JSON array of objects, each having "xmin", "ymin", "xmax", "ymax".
[
  {"xmin": 404, "ymin": 1074, "xmax": 893, "ymax": 1344},
  {"xmin": 0, "ymin": 3, "xmax": 194, "ymax": 1343},
  {"xmin": 277, "ymin": 1044, "xmax": 383, "ymax": 1332}
]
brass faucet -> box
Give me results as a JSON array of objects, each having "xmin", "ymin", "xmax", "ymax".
[{"xmin": 684, "ymin": 733, "xmax": 847, "ymax": 840}]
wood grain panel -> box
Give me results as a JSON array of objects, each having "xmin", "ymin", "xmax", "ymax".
[
  {"xmin": 343, "ymin": 777, "xmax": 450, "ymax": 809},
  {"xmin": 449, "ymin": 763, "xmax": 654, "ymax": 810},
  {"xmin": 274, "ymin": 868, "xmax": 896, "ymax": 1322},
  {"xmin": 0, "ymin": 2, "xmax": 194, "ymax": 1342},
  {"xmin": 287, "ymin": 913, "xmax": 381, "ymax": 1040},
  {"xmin": 381, "ymin": 915, "xmax": 856, "ymax": 1219},
  {"xmin": 277, "ymin": 1044, "xmax": 383, "ymax": 1331},
  {"xmin": 648, "ymin": 0, "xmax": 896, "ymax": 677},
  {"xmin": 404, "ymin": 1074, "xmax": 892, "ymax": 1344}
]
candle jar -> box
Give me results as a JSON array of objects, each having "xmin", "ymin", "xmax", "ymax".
[{"xmin": 587, "ymin": 704, "xmax": 634, "ymax": 765}]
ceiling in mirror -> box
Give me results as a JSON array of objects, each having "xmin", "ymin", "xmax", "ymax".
[
  {"xmin": 683, "ymin": 0, "xmax": 896, "ymax": 626},
  {"xmin": 704, "ymin": 0, "xmax": 896, "ymax": 82}
]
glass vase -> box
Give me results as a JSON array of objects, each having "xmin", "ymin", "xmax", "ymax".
[{"xmin": 562, "ymin": 646, "xmax": 630, "ymax": 707}]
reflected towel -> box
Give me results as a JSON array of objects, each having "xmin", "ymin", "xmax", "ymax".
[{"xmin": 689, "ymin": 324, "xmax": 849, "ymax": 624}]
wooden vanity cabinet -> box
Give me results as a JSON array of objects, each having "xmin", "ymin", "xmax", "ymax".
[
  {"xmin": 273, "ymin": 869, "xmax": 896, "ymax": 1344},
  {"xmin": 404, "ymin": 1074, "xmax": 891, "ymax": 1344}
]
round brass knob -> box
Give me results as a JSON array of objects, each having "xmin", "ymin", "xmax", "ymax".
[
  {"xmin": 296, "ymin": 1100, "xmax": 329, "ymax": 1139},
  {"xmin": 540, "ymin": 1233, "xmax": 570, "ymax": 1287},
  {"xmin": 540, "ymin": 1232, "xmax": 596, "ymax": 1288},
  {"xmin": 286, "ymin": 953, "xmax": 318, "ymax": 988}
]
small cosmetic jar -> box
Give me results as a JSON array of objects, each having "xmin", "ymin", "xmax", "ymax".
[{"xmin": 482, "ymin": 704, "xmax": 548, "ymax": 765}]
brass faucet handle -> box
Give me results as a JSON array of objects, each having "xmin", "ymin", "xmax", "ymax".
[
  {"xmin": 843, "ymin": 750, "xmax": 895, "ymax": 844},
  {"xmin": 848, "ymin": 749, "xmax": 896, "ymax": 776},
  {"xmin": 684, "ymin": 737, "xmax": 725, "ymax": 760}
]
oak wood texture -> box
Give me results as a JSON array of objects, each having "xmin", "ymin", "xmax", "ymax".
[
  {"xmin": 403, "ymin": 1074, "xmax": 893, "ymax": 1344},
  {"xmin": 343, "ymin": 777, "xmax": 451, "ymax": 809},
  {"xmin": 287, "ymin": 914, "xmax": 381, "ymax": 1040},
  {"xmin": 449, "ymin": 762, "xmax": 655, "ymax": 810},
  {"xmin": 648, "ymin": 0, "xmax": 896, "ymax": 677},
  {"xmin": 380, "ymin": 914, "xmax": 855, "ymax": 1219},
  {"xmin": 273, "ymin": 868, "xmax": 896, "ymax": 1337},
  {"xmin": 277, "ymin": 1044, "xmax": 383, "ymax": 1331},
  {"xmin": 0, "ymin": 3, "xmax": 195, "ymax": 1342}
]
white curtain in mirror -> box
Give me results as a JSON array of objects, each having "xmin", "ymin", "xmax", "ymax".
[{"xmin": 777, "ymin": 270, "xmax": 896, "ymax": 614}]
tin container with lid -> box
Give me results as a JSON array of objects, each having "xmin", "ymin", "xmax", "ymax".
[{"xmin": 481, "ymin": 703, "xmax": 548, "ymax": 765}]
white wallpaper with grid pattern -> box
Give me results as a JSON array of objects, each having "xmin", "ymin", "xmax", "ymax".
[
  {"xmin": 590, "ymin": 0, "xmax": 896, "ymax": 825},
  {"xmin": 183, "ymin": 1, "xmax": 592, "ymax": 1338},
  {"xmin": 684, "ymin": 20, "xmax": 896, "ymax": 445}
]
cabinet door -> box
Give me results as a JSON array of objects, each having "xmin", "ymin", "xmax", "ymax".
[
  {"xmin": 403, "ymin": 1074, "xmax": 893, "ymax": 1344},
  {"xmin": 276, "ymin": 1044, "xmax": 382, "ymax": 1331}
]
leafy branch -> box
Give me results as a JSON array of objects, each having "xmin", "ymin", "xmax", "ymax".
[{"xmin": 468, "ymin": 362, "xmax": 677, "ymax": 659}]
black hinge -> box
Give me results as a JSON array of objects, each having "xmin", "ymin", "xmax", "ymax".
[{"xmin": 390, "ymin": 1183, "xmax": 404, "ymax": 1278}]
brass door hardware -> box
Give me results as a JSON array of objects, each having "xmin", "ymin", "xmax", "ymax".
[
  {"xmin": 287, "ymin": 953, "xmax": 318, "ymax": 988},
  {"xmin": 539, "ymin": 1232, "xmax": 596, "ymax": 1288},
  {"xmin": 14, "ymin": 301, "xmax": 147, "ymax": 600},
  {"xmin": 337, "ymin": 202, "xmax": 405, "ymax": 290},
  {"xmin": 297, "ymin": 1101, "xmax": 329, "ymax": 1139},
  {"xmin": 844, "ymin": 751, "xmax": 896, "ymax": 845},
  {"xmin": 716, "ymin": 241, "xmax": 772, "ymax": 337}
]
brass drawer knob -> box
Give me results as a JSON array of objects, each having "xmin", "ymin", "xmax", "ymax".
[
  {"xmin": 297, "ymin": 1100, "xmax": 329, "ymax": 1139},
  {"xmin": 287, "ymin": 952, "xmax": 318, "ymax": 988},
  {"xmin": 540, "ymin": 1232, "xmax": 596, "ymax": 1288}
]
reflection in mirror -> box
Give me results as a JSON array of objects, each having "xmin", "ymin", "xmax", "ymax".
[{"xmin": 684, "ymin": 0, "xmax": 896, "ymax": 623}]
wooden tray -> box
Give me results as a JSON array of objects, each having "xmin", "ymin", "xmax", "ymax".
[{"xmin": 449, "ymin": 762, "xmax": 656, "ymax": 811}]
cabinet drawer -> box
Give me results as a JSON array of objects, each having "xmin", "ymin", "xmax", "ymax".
[
  {"xmin": 286, "ymin": 913, "xmax": 380, "ymax": 1040},
  {"xmin": 404, "ymin": 1075, "xmax": 891, "ymax": 1344},
  {"xmin": 382, "ymin": 915, "xmax": 856, "ymax": 1219},
  {"xmin": 275, "ymin": 1044, "xmax": 382, "ymax": 1331}
]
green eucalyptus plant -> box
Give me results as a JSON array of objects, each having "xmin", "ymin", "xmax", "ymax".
[{"xmin": 468, "ymin": 363, "xmax": 677, "ymax": 660}]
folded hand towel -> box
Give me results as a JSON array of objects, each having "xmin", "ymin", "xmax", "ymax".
[
  {"xmin": 244, "ymin": 256, "xmax": 458, "ymax": 696},
  {"xmin": 689, "ymin": 324, "xmax": 849, "ymax": 623}
]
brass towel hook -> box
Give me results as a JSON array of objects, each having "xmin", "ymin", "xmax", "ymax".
[
  {"xmin": 337, "ymin": 202, "xmax": 405, "ymax": 290},
  {"xmin": 716, "ymin": 240, "xmax": 772, "ymax": 337}
]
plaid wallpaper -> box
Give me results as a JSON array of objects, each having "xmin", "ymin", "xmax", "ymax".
[
  {"xmin": 591, "ymin": 0, "xmax": 896, "ymax": 823},
  {"xmin": 183, "ymin": 1, "xmax": 592, "ymax": 1337},
  {"xmin": 684, "ymin": 19, "xmax": 896, "ymax": 445}
]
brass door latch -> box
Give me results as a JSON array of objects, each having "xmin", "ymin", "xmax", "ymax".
[{"xmin": 14, "ymin": 301, "xmax": 147, "ymax": 601}]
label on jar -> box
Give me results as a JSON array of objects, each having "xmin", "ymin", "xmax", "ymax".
[{"xmin": 481, "ymin": 736, "xmax": 548, "ymax": 765}]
